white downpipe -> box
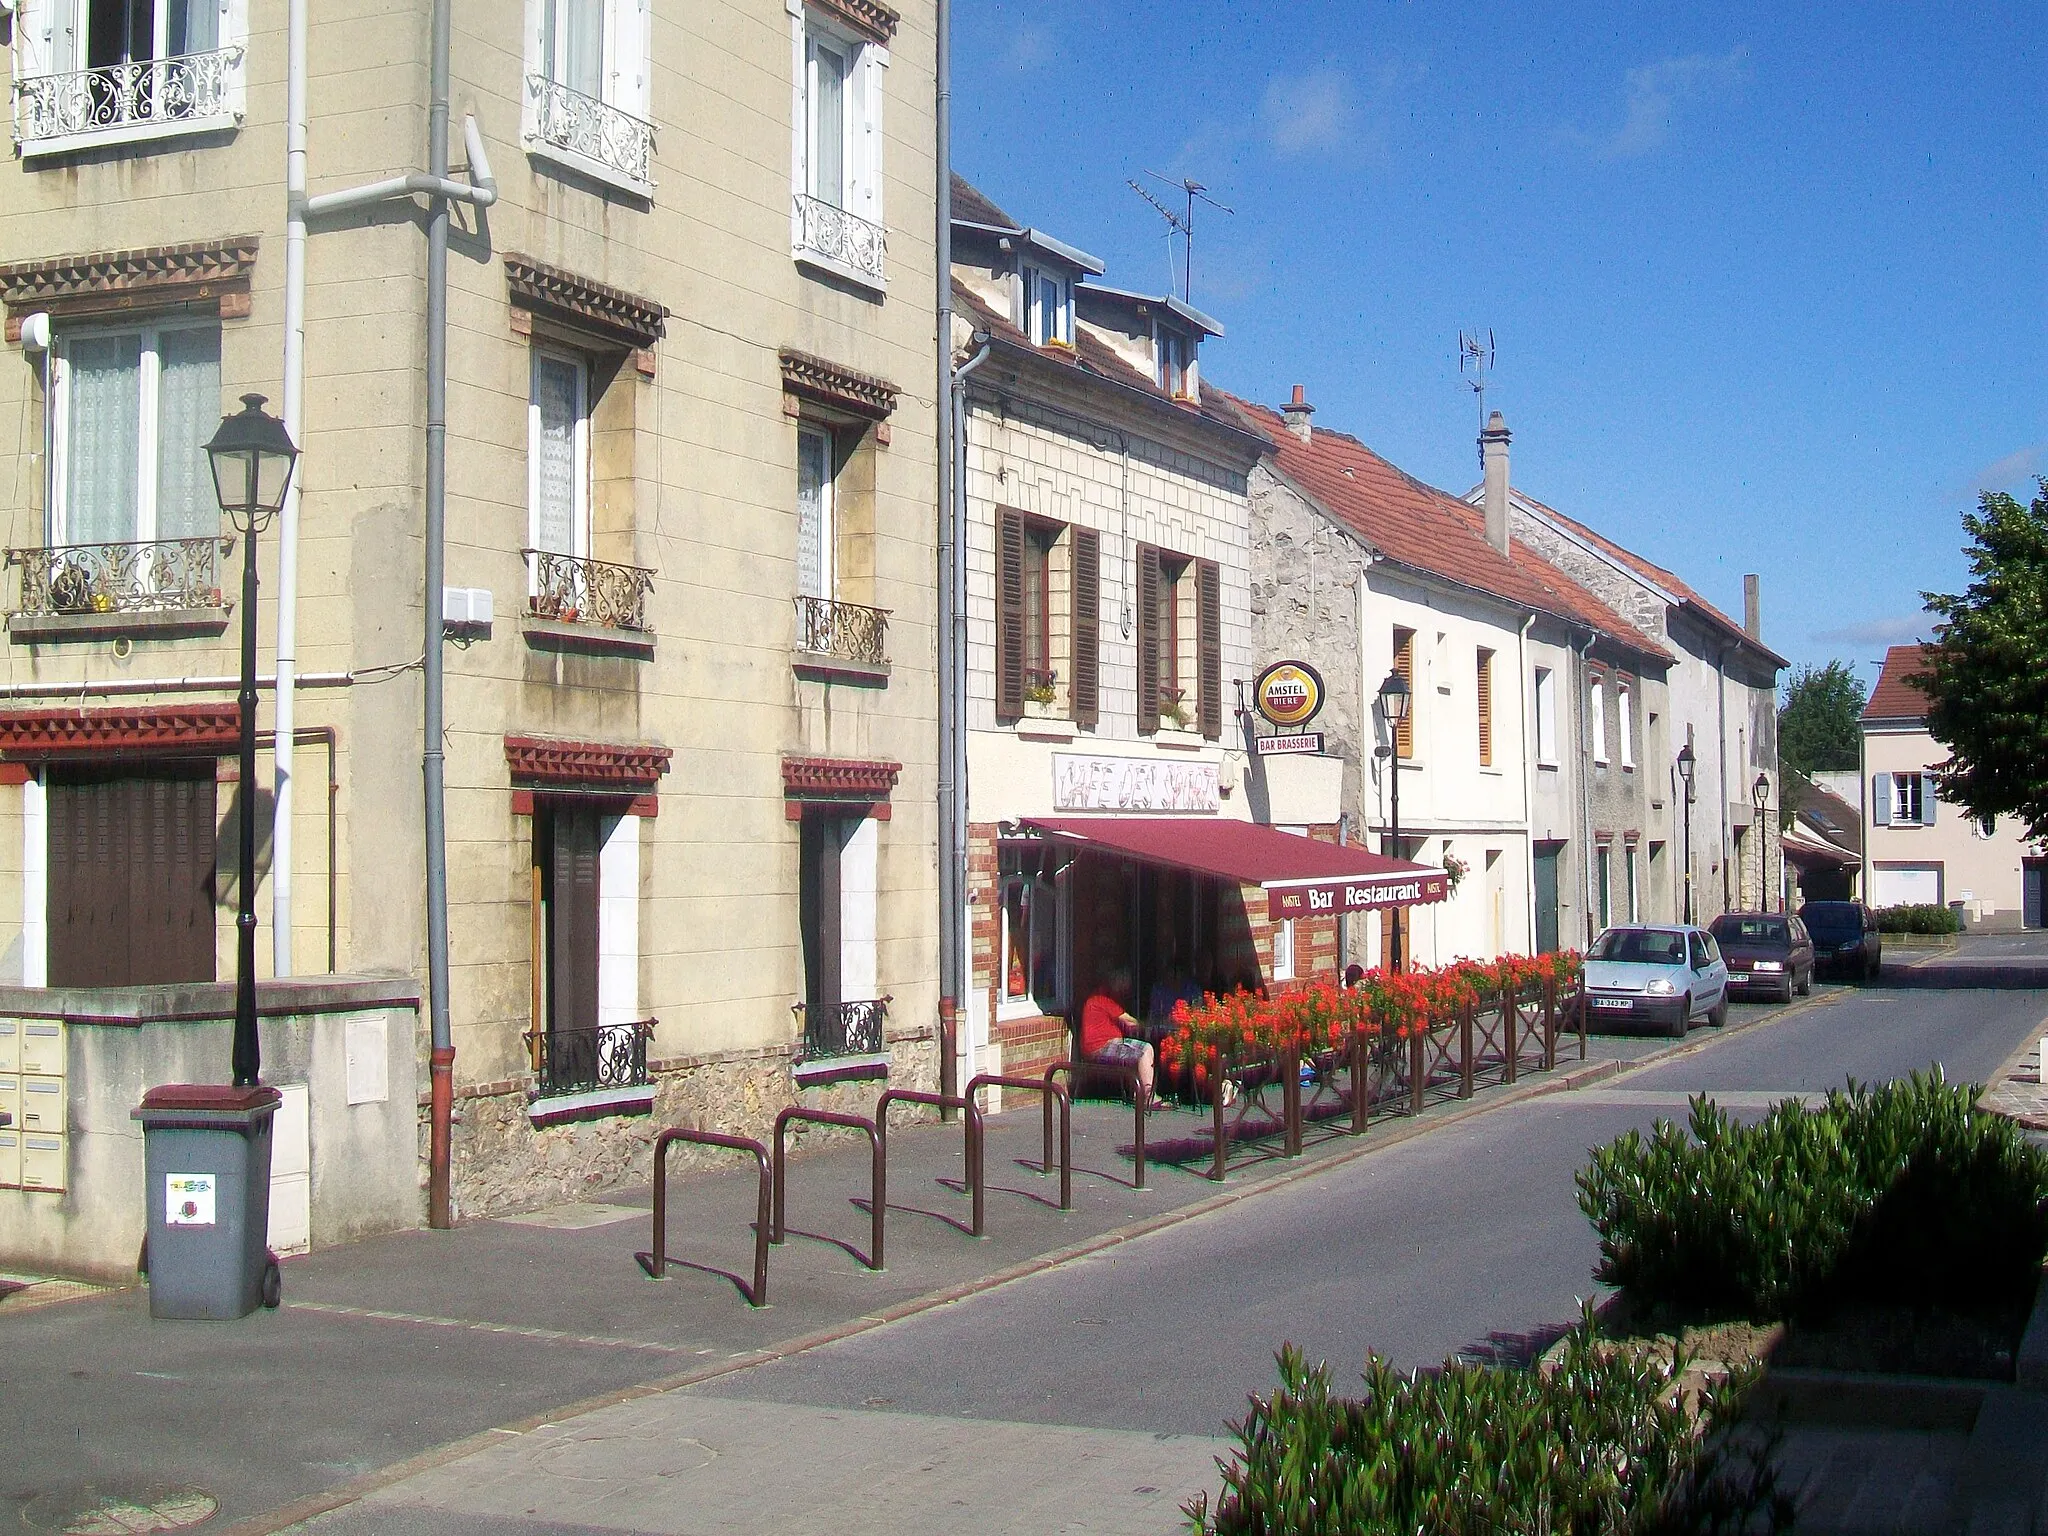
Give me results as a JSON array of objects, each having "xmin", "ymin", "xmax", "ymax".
[{"xmin": 274, "ymin": 0, "xmax": 309, "ymax": 975}]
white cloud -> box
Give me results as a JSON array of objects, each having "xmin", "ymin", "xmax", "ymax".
[
  {"xmin": 1970, "ymin": 445, "xmax": 2045, "ymax": 492},
  {"xmin": 1811, "ymin": 614, "xmax": 1931, "ymax": 647},
  {"xmin": 1261, "ymin": 69, "xmax": 1354, "ymax": 157},
  {"xmin": 1563, "ymin": 47, "xmax": 1750, "ymax": 159}
]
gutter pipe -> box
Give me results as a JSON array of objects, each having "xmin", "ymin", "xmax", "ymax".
[
  {"xmin": 935, "ymin": 0, "xmax": 956, "ymax": 1106},
  {"xmin": 943, "ymin": 335, "xmax": 991, "ymax": 1106},
  {"xmin": 1716, "ymin": 645, "xmax": 1731, "ymax": 914},
  {"xmin": 1516, "ymin": 611, "xmax": 1538, "ymax": 949},
  {"xmin": 1575, "ymin": 629, "xmax": 1596, "ymax": 945}
]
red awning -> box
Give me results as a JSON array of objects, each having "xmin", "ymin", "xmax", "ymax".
[{"xmin": 1020, "ymin": 816, "xmax": 1449, "ymax": 920}]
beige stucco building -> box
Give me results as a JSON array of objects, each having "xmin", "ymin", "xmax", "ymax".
[{"xmin": 0, "ymin": 0, "xmax": 940, "ymax": 1259}]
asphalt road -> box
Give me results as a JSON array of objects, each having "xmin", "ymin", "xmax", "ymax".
[{"xmin": 693, "ymin": 971, "xmax": 2048, "ymax": 1440}]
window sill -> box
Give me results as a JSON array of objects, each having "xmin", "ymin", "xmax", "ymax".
[
  {"xmin": 793, "ymin": 246, "xmax": 887, "ymax": 297},
  {"xmin": 995, "ymin": 997, "xmax": 1053, "ymax": 1024},
  {"xmin": 19, "ymin": 111, "xmax": 241, "ymax": 161},
  {"xmin": 1537, "ymin": 760, "xmax": 1560, "ymax": 772},
  {"xmin": 792, "ymin": 649, "xmax": 890, "ymax": 686},
  {"xmin": 793, "ymin": 1052, "xmax": 889, "ymax": 1088},
  {"xmin": 1152, "ymin": 728, "xmax": 1209, "ymax": 750},
  {"xmin": 9, "ymin": 607, "xmax": 229, "ymax": 644},
  {"xmin": 524, "ymin": 137, "xmax": 654, "ymax": 202},
  {"xmin": 526, "ymin": 1083, "xmax": 655, "ymax": 1127},
  {"xmin": 524, "ymin": 617, "xmax": 655, "ymax": 661},
  {"xmin": 1014, "ymin": 720, "xmax": 1076, "ymax": 743}
]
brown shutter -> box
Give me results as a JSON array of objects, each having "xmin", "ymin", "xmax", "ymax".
[
  {"xmin": 49, "ymin": 763, "xmax": 216, "ymax": 988},
  {"xmin": 549, "ymin": 804, "xmax": 602, "ymax": 1048},
  {"xmin": 1393, "ymin": 628, "xmax": 1415, "ymax": 760},
  {"xmin": 996, "ymin": 508, "xmax": 1026, "ymax": 720},
  {"xmin": 1070, "ymin": 526, "xmax": 1100, "ymax": 726},
  {"xmin": 1476, "ymin": 649, "xmax": 1494, "ymax": 767},
  {"xmin": 1197, "ymin": 558, "xmax": 1222, "ymax": 740},
  {"xmin": 1137, "ymin": 544, "xmax": 1161, "ymax": 733}
]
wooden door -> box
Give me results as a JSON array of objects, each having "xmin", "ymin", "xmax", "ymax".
[{"xmin": 48, "ymin": 762, "xmax": 217, "ymax": 987}]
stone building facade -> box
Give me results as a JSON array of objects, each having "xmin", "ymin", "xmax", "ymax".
[{"xmin": 0, "ymin": 0, "xmax": 941, "ymax": 1236}]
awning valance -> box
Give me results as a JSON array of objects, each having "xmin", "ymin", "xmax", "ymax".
[{"xmin": 1019, "ymin": 816, "xmax": 1449, "ymax": 920}]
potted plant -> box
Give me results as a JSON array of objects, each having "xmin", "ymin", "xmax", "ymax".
[
  {"xmin": 1158, "ymin": 687, "xmax": 1191, "ymax": 731},
  {"xmin": 1023, "ymin": 669, "xmax": 1060, "ymax": 717},
  {"xmin": 1441, "ymin": 850, "xmax": 1468, "ymax": 895}
]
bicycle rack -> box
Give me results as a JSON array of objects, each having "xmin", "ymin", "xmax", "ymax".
[
  {"xmin": 639, "ymin": 1126, "xmax": 772, "ymax": 1307},
  {"xmin": 966, "ymin": 1072, "xmax": 1073, "ymax": 1211},
  {"xmin": 875, "ymin": 1088, "xmax": 984, "ymax": 1237},
  {"xmin": 1044, "ymin": 1060, "xmax": 1151, "ymax": 1189},
  {"xmin": 771, "ymin": 1105, "xmax": 884, "ymax": 1270}
]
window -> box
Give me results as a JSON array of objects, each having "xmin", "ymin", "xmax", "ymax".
[
  {"xmin": 1875, "ymin": 771, "xmax": 1936, "ymax": 827},
  {"xmin": 1025, "ymin": 265, "xmax": 1074, "ymax": 348},
  {"xmin": 1589, "ymin": 675, "xmax": 1609, "ymax": 765},
  {"xmin": 797, "ymin": 425, "xmax": 836, "ymax": 601},
  {"xmin": 521, "ymin": 0, "xmax": 653, "ymax": 194},
  {"xmin": 1626, "ymin": 843, "xmax": 1640, "ymax": 922},
  {"xmin": 997, "ymin": 511, "xmax": 1098, "ymax": 723},
  {"xmin": 1475, "ymin": 648, "xmax": 1495, "ymax": 768},
  {"xmin": 1391, "ymin": 628, "xmax": 1416, "ymax": 759},
  {"xmin": 531, "ymin": 803, "xmax": 645, "ymax": 1096},
  {"xmin": 1596, "ymin": 844, "xmax": 1612, "ymax": 930},
  {"xmin": 1618, "ymin": 680, "xmax": 1635, "ymax": 768},
  {"xmin": 798, "ymin": 810, "xmax": 880, "ymax": 1058},
  {"xmin": 1271, "ymin": 918, "xmax": 1296, "ymax": 982},
  {"xmin": 1533, "ymin": 666, "xmax": 1557, "ymax": 765},
  {"xmin": 1975, "ymin": 814, "xmax": 1997, "ymax": 840},
  {"xmin": 1156, "ymin": 326, "xmax": 1192, "ymax": 397},
  {"xmin": 999, "ymin": 845, "xmax": 1061, "ymax": 1014},
  {"xmin": 12, "ymin": 0, "xmax": 245, "ymax": 154},
  {"xmin": 49, "ymin": 322, "xmax": 220, "ymax": 547},
  {"xmin": 45, "ymin": 761, "xmax": 216, "ymax": 987},
  {"xmin": 529, "ymin": 349, "xmax": 591, "ymax": 569},
  {"xmin": 790, "ymin": 7, "xmax": 887, "ymax": 286},
  {"xmin": 1138, "ymin": 545, "xmax": 1220, "ymax": 737}
]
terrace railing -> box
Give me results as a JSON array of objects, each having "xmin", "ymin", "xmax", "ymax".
[
  {"xmin": 525, "ymin": 1017, "xmax": 654, "ymax": 1099},
  {"xmin": 526, "ymin": 549, "xmax": 654, "ymax": 633},
  {"xmin": 793, "ymin": 996, "xmax": 888, "ymax": 1062},
  {"xmin": 13, "ymin": 47, "xmax": 242, "ymax": 149},
  {"xmin": 793, "ymin": 595, "xmax": 889, "ymax": 666},
  {"xmin": 524, "ymin": 74, "xmax": 653, "ymax": 188},
  {"xmin": 793, "ymin": 193, "xmax": 886, "ymax": 284},
  {"xmin": 9, "ymin": 537, "xmax": 224, "ymax": 618}
]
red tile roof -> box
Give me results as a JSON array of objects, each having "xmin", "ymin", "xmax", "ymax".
[
  {"xmin": 950, "ymin": 174, "xmax": 1018, "ymax": 230},
  {"xmin": 1223, "ymin": 394, "xmax": 1670, "ymax": 662},
  {"xmin": 1863, "ymin": 644, "xmax": 1934, "ymax": 722}
]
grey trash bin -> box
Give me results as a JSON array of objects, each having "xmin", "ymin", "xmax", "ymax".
[{"xmin": 134, "ymin": 1083, "xmax": 283, "ymax": 1320}]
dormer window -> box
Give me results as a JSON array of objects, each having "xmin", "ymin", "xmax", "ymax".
[
  {"xmin": 1156, "ymin": 326, "xmax": 1194, "ymax": 400},
  {"xmin": 1024, "ymin": 266, "xmax": 1073, "ymax": 348}
]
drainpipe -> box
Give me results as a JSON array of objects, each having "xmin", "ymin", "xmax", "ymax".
[
  {"xmin": 1716, "ymin": 644, "xmax": 1731, "ymax": 915},
  {"xmin": 1516, "ymin": 611, "xmax": 1537, "ymax": 951},
  {"xmin": 934, "ymin": 0, "xmax": 956, "ymax": 1102},
  {"xmin": 274, "ymin": 0, "xmax": 308, "ymax": 979},
  {"xmin": 942, "ymin": 335, "xmax": 992, "ymax": 1107},
  {"xmin": 1575, "ymin": 630, "xmax": 1596, "ymax": 945}
]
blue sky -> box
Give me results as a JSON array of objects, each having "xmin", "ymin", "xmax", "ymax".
[{"xmin": 953, "ymin": 1, "xmax": 2045, "ymax": 688}]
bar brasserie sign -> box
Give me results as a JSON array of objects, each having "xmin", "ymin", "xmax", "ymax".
[
  {"xmin": 1052, "ymin": 753, "xmax": 1220, "ymax": 813},
  {"xmin": 1266, "ymin": 869, "xmax": 1449, "ymax": 920}
]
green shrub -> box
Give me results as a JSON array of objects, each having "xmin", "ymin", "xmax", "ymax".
[
  {"xmin": 1186, "ymin": 1311, "xmax": 1790, "ymax": 1535},
  {"xmin": 1576, "ymin": 1070, "xmax": 2048, "ymax": 1322},
  {"xmin": 1872, "ymin": 903, "xmax": 1963, "ymax": 934}
]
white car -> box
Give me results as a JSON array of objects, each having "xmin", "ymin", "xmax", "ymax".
[{"xmin": 1583, "ymin": 924, "xmax": 1730, "ymax": 1038}]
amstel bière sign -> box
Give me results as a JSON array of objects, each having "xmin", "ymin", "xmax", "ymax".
[{"xmin": 1254, "ymin": 660, "xmax": 1324, "ymax": 730}]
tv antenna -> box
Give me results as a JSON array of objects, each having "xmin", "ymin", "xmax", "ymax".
[
  {"xmin": 1127, "ymin": 171, "xmax": 1232, "ymax": 304},
  {"xmin": 1459, "ymin": 328, "xmax": 1496, "ymax": 440}
]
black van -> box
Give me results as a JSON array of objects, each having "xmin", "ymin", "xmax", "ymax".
[{"xmin": 1798, "ymin": 901, "xmax": 1882, "ymax": 980}]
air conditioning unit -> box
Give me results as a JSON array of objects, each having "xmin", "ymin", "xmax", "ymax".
[{"xmin": 442, "ymin": 586, "xmax": 494, "ymax": 639}]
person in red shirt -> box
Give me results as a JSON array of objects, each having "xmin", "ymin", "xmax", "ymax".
[{"xmin": 1078, "ymin": 969, "xmax": 1156, "ymax": 1102}]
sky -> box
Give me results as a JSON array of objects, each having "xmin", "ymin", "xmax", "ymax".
[{"xmin": 952, "ymin": 1, "xmax": 2046, "ymax": 691}]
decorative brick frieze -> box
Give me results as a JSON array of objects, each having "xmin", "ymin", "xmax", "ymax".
[
  {"xmin": 504, "ymin": 253, "xmax": 668, "ymax": 352},
  {"xmin": 808, "ymin": 0, "xmax": 899, "ymax": 45},
  {"xmin": 2, "ymin": 236, "xmax": 259, "ymax": 338},
  {"xmin": 0, "ymin": 704, "xmax": 240, "ymax": 758},
  {"xmin": 504, "ymin": 735, "xmax": 672, "ymax": 807},
  {"xmin": 779, "ymin": 348, "xmax": 901, "ymax": 423}
]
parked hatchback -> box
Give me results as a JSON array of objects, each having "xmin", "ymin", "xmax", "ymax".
[
  {"xmin": 1583, "ymin": 925, "xmax": 1730, "ymax": 1037},
  {"xmin": 1799, "ymin": 900, "xmax": 1882, "ymax": 980},
  {"xmin": 1709, "ymin": 912, "xmax": 1815, "ymax": 1002}
]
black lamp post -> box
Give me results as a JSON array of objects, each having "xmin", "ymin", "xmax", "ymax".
[
  {"xmin": 1378, "ymin": 668, "xmax": 1412, "ymax": 971},
  {"xmin": 1676, "ymin": 742, "xmax": 1697, "ymax": 925},
  {"xmin": 1753, "ymin": 771, "xmax": 1773, "ymax": 912},
  {"xmin": 206, "ymin": 394, "xmax": 299, "ymax": 1088}
]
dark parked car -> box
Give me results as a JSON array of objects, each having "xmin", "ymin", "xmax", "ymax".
[
  {"xmin": 1799, "ymin": 900, "xmax": 1883, "ymax": 980},
  {"xmin": 1709, "ymin": 912, "xmax": 1814, "ymax": 1002}
]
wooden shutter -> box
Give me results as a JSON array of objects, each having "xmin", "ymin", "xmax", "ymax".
[
  {"xmin": 1071, "ymin": 526, "xmax": 1100, "ymax": 726},
  {"xmin": 1137, "ymin": 544, "xmax": 1161, "ymax": 733},
  {"xmin": 800, "ymin": 811, "xmax": 843, "ymax": 1012},
  {"xmin": 1921, "ymin": 773, "xmax": 1938, "ymax": 826},
  {"xmin": 548, "ymin": 803, "xmax": 602, "ymax": 1046},
  {"xmin": 1196, "ymin": 558, "xmax": 1222, "ymax": 740},
  {"xmin": 1393, "ymin": 628, "xmax": 1415, "ymax": 760},
  {"xmin": 49, "ymin": 763, "xmax": 216, "ymax": 988},
  {"xmin": 996, "ymin": 508, "xmax": 1026, "ymax": 720},
  {"xmin": 1483, "ymin": 653, "xmax": 1498, "ymax": 766},
  {"xmin": 1871, "ymin": 773, "xmax": 1892, "ymax": 826}
]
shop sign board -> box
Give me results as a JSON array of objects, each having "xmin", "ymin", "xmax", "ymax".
[
  {"xmin": 1052, "ymin": 753, "xmax": 1220, "ymax": 814},
  {"xmin": 1254, "ymin": 661, "xmax": 1324, "ymax": 729},
  {"xmin": 1267, "ymin": 869, "xmax": 1449, "ymax": 920},
  {"xmin": 1254, "ymin": 732, "xmax": 1324, "ymax": 758}
]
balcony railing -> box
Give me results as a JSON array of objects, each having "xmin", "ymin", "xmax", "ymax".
[
  {"xmin": 524, "ymin": 74, "xmax": 653, "ymax": 190},
  {"xmin": 793, "ymin": 996, "xmax": 889, "ymax": 1063},
  {"xmin": 525, "ymin": 1018, "xmax": 654, "ymax": 1099},
  {"xmin": 794, "ymin": 595, "xmax": 889, "ymax": 667},
  {"xmin": 793, "ymin": 193, "xmax": 886, "ymax": 284},
  {"xmin": 12, "ymin": 48, "xmax": 243, "ymax": 150},
  {"xmin": 8, "ymin": 537, "xmax": 225, "ymax": 618},
  {"xmin": 526, "ymin": 549, "xmax": 654, "ymax": 633}
]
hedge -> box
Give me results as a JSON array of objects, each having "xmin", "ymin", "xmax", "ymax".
[{"xmin": 1871, "ymin": 903, "xmax": 1963, "ymax": 934}]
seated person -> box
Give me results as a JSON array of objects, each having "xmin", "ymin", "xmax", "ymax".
[{"xmin": 1078, "ymin": 971, "xmax": 1157, "ymax": 1102}]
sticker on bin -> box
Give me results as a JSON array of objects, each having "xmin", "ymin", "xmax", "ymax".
[{"xmin": 166, "ymin": 1173, "xmax": 217, "ymax": 1226}]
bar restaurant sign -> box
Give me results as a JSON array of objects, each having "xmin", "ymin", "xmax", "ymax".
[
  {"xmin": 1254, "ymin": 661, "xmax": 1324, "ymax": 729},
  {"xmin": 1266, "ymin": 869, "xmax": 1450, "ymax": 921},
  {"xmin": 1053, "ymin": 753, "xmax": 1220, "ymax": 813}
]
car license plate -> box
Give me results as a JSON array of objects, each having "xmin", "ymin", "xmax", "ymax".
[{"xmin": 1593, "ymin": 997, "xmax": 1633, "ymax": 1010}]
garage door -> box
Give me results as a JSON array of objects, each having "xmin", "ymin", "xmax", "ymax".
[{"xmin": 1871, "ymin": 865, "xmax": 1942, "ymax": 908}]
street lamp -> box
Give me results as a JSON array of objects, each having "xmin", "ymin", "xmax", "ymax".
[
  {"xmin": 206, "ymin": 394, "xmax": 299, "ymax": 1088},
  {"xmin": 1753, "ymin": 771, "xmax": 1773, "ymax": 912},
  {"xmin": 1676, "ymin": 743, "xmax": 1697, "ymax": 925},
  {"xmin": 1378, "ymin": 669, "xmax": 1412, "ymax": 971}
]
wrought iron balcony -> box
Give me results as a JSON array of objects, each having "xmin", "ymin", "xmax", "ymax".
[
  {"xmin": 12, "ymin": 48, "xmax": 243, "ymax": 150},
  {"xmin": 525, "ymin": 1017, "xmax": 654, "ymax": 1099},
  {"xmin": 8, "ymin": 537, "xmax": 225, "ymax": 618},
  {"xmin": 794, "ymin": 596, "xmax": 889, "ymax": 667},
  {"xmin": 793, "ymin": 194, "xmax": 886, "ymax": 284},
  {"xmin": 524, "ymin": 74, "xmax": 654, "ymax": 190},
  {"xmin": 793, "ymin": 996, "xmax": 889, "ymax": 1063},
  {"xmin": 526, "ymin": 550, "xmax": 654, "ymax": 633}
]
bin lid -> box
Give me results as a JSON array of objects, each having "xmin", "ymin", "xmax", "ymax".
[{"xmin": 137, "ymin": 1083, "xmax": 283, "ymax": 1113}]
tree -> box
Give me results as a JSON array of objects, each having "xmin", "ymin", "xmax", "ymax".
[
  {"xmin": 1921, "ymin": 482, "xmax": 2048, "ymax": 838},
  {"xmin": 1777, "ymin": 661, "xmax": 1866, "ymax": 777}
]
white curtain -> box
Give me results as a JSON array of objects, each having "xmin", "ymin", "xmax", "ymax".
[
  {"xmin": 155, "ymin": 327, "xmax": 220, "ymax": 538},
  {"xmin": 62, "ymin": 334, "xmax": 142, "ymax": 546},
  {"xmin": 795, "ymin": 427, "xmax": 831, "ymax": 600},
  {"xmin": 168, "ymin": 0, "xmax": 219, "ymax": 56},
  {"xmin": 533, "ymin": 354, "xmax": 583, "ymax": 556},
  {"xmin": 807, "ymin": 35, "xmax": 846, "ymax": 207},
  {"xmin": 545, "ymin": 0, "xmax": 602, "ymax": 97}
]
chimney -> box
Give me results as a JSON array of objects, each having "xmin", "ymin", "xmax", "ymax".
[
  {"xmin": 1744, "ymin": 574, "xmax": 1761, "ymax": 639},
  {"xmin": 1481, "ymin": 409, "xmax": 1511, "ymax": 556},
  {"xmin": 1280, "ymin": 384, "xmax": 1315, "ymax": 443}
]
